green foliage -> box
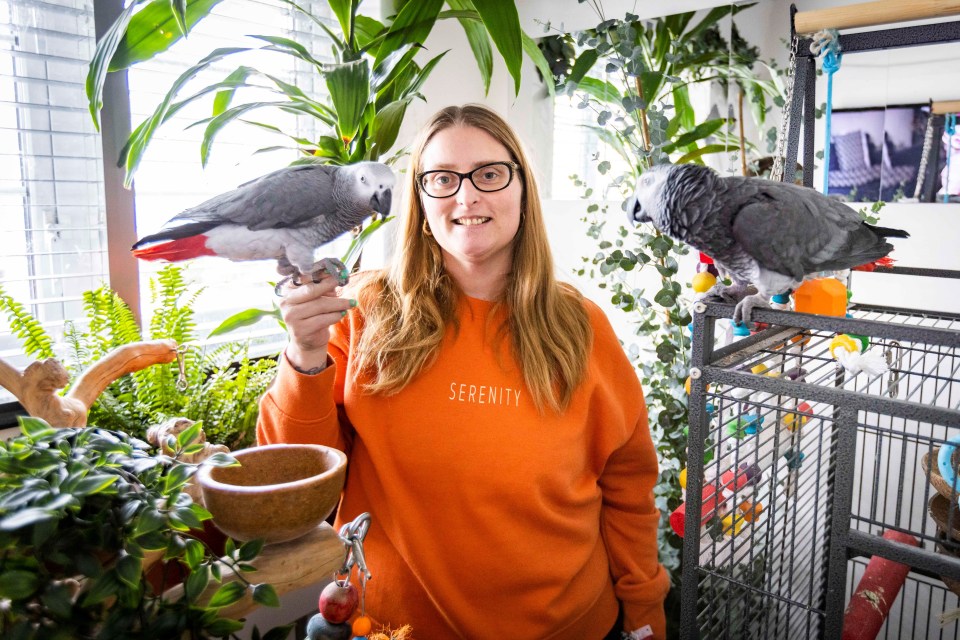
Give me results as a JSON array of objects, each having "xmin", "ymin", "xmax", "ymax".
[
  {"xmin": 552, "ymin": 5, "xmax": 782, "ymax": 607},
  {"xmin": 0, "ymin": 417, "xmax": 285, "ymax": 639},
  {"xmin": 87, "ymin": 0, "xmax": 552, "ymax": 185},
  {"xmin": 2, "ymin": 265, "xmax": 276, "ymax": 449},
  {"xmin": 0, "ymin": 288, "xmax": 56, "ymax": 361},
  {"xmin": 858, "ymin": 199, "xmax": 886, "ymax": 225}
]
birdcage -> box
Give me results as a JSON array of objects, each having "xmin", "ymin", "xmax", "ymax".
[{"xmin": 678, "ymin": 270, "xmax": 960, "ymax": 640}]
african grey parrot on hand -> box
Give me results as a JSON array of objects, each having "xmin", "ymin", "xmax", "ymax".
[
  {"xmin": 626, "ymin": 163, "xmax": 909, "ymax": 323},
  {"xmin": 132, "ymin": 161, "xmax": 394, "ymax": 285}
]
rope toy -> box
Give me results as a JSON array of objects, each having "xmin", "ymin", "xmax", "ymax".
[
  {"xmin": 829, "ymin": 334, "xmax": 888, "ymax": 376},
  {"xmin": 810, "ymin": 29, "xmax": 842, "ymax": 194}
]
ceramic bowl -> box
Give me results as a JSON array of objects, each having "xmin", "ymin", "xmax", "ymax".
[{"xmin": 198, "ymin": 443, "xmax": 347, "ymax": 544}]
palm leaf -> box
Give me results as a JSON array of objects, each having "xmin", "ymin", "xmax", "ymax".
[
  {"xmin": 373, "ymin": 0, "xmax": 443, "ymax": 68},
  {"xmin": 120, "ymin": 46, "xmax": 251, "ymax": 183},
  {"xmin": 326, "ymin": 59, "xmax": 370, "ymax": 142},
  {"xmin": 445, "ymin": 1, "xmax": 492, "ymax": 94},
  {"xmin": 470, "ymin": 0, "xmax": 523, "ymax": 94},
  {"xmin": 86, "ymin": 0, "xmax": 143, "ymax": 130}
]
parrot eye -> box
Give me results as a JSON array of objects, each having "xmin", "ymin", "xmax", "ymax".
[{"xmin": 360, "ymin": 175, "xmax": 366, "ymax": 183}]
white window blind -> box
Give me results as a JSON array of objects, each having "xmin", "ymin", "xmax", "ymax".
[
  {"xmin": 0, "ymin": 0, "xmax": 106, "ymax": 401},
  {"xmin": 0, "ymin": 0, "xmax": 373, "ymax": 405}
]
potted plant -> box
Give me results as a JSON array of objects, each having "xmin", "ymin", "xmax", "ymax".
[
  {"xmin": 0, "ymin": 417, "xmax": 283, "ymax": 639},
  {"xmin": 0, "ymin": 264, "xmax": 274, "ymax": 449},
  {"xmin": 87, "ymin": 0, "xmax": 554, "ymax": 183}
]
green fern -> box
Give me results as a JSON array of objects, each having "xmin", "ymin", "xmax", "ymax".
[
  {"xmin": 3, "ymin": 264, "xmax": 277, "ymax": 447},
  {"xmin": 0, "ymin": 284, "xmax": 56, "ymax": 360}
]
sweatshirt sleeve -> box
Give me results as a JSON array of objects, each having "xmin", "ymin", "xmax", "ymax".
[
  {"xmin": 256, "ymin": 318, "xmax": 354, "ymax": 454},
  {"xmin": 589, "ymin": 305, "xmax": 671, "ymax": 637}
]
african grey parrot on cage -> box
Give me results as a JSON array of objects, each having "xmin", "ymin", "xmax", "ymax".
[
  {"xmin": 626, "ymin": 163, "xmax": 909, "ymax": 323},
  {"xmin": 131, "ymin": 161, "xmax": 394, "ymax": 284}
]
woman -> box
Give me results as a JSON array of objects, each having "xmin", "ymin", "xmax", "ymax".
[{"xmin": 258, "ymin": 104, "xmax": 668, "ymax": 639}]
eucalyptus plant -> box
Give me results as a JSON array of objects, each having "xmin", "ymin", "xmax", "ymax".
[
  {"xmin": 87, "ymin": 0, "xmax": 553, "ymax": 184},
  {"xmin": 0, "ymin": 265, "xmax": 274, "ymax": 449},
  {"xmin": 541, "ymin": 5, "xmax": 784, "ymax": 629},
  {"xmin": 0, "ymin": 417, "xmax": 284, "ymax": 639}
]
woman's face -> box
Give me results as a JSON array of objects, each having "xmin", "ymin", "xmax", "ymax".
[{"xmin": 418, "ymin": 125, "xmax": 523, "ymax": 276}]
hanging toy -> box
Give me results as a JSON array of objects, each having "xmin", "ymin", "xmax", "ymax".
[
  {"xmin": 305, "ymin": 513, "xmax": 378, "ymax": 640},
  {"xmin": 829, "ymin": 334, "xmax": 888, "ymax": 376},
  {"xmin": 810, "ymin": 29, "xmax": 842, "ymax": 195}
]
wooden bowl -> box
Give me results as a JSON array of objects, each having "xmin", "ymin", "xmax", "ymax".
[
  {"xmin": 198, "ymin": 444, "xmax": 347, "ymax": 544},
  {"xmin": 920, "ymin": 448, "xmax": 960, "ymax": 503}
]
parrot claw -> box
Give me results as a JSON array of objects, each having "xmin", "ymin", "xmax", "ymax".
[
  {"xmin": 309, "ymin": 257, "xmax": 350, "ymax": 286},
  {"xmin": 733, "ymin": 293, "xmax": 770, "ymax": 325},
  {"xmin": 699, "ymin": 282, "xmax": 757, "ymax": 305}
]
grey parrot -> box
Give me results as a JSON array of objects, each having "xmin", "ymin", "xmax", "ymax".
[
  {"xmin": 626, "ymin": 163, "xmax": 909, "ymax": 323},
  {"xmin": 132, "ymin": 161, "xmax": 394, "ymax": 285}
]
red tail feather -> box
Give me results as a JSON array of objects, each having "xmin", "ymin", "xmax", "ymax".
[
  {"xmin": 131, "ymin": 235, "xmax": 215, "ymax": 262},
  {"xmin": 852, "ymin": 256, "xmax": 896, "ymax": 272}
]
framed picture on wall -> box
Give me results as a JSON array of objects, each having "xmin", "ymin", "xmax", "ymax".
[{"xmin": 828, "ymin": 104, "xmax": 928, "ymax": 202}]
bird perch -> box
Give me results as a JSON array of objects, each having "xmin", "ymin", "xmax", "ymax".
[
  {"xmin": 0, "ymin": 339, "xmax": 178, "ymax": 428},
  {"xmin": 794, "ymin": 0, "xmax": 960, "ymax": 35}
]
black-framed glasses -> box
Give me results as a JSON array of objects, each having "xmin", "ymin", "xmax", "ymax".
[{"xmin": 417, "ymin": 161, "xmax": 520, "ymax": 198}]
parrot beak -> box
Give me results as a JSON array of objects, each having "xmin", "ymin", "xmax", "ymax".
[
  {"xmin": 626, "ymin": 194, "xmax": 650, "ymax": 226},
  {"xmin": 371, "ymin": 189, "xmax": 392, "ymax": 216}
]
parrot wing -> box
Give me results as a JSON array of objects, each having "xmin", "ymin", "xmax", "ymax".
[
  {"xmin": 171, "ymin": 163, "xmax": 339, "ymax": 231},
  {"xmin": 728, "ymin": 180, "xmax": 888, "ymax": 279}
]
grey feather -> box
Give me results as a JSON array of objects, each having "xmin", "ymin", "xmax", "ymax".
[
  {"xmin": 172, "ymin": 163, "xmax": 339, "ymax": 231},
  {"xmin": 626, "ymin": 163, "xmax": 909, "ymax": 318}
]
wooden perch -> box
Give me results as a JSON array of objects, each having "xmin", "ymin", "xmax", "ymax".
[
  {"xmin": 794, "ymin": 0, "xmax": 960, "ymax": 35},
  {"xmin": 163, "ymin": 523, "xmax": 348, "ymax": 620},
  {"xmin": 933, "ymin": 100, "xmax": 960, "ymax": 114},
  {"xmin": 0, "ymin": 339, "xmax": 178, "ymax": 428}
]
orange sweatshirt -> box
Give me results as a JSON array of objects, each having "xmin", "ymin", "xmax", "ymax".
[{"xmin": 258, "ymin": 293, "xmax": 669, "ymax": 639}]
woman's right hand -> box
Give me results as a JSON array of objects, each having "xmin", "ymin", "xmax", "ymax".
[{"xmin": 277, "ymin": 271, "xmax": 355, "ymax": 371}]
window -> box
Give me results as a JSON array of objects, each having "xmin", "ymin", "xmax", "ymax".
[
  {"xmin": 551, "ymin": 88, "xmax": 634, "ymax": 201},
  {"xmin": 0, "ymin": 0, "xmax": 371, "ymax": 404},
  {"xmin": 0, "ymin": 0, "xmax": 106, "ymax": 402}
]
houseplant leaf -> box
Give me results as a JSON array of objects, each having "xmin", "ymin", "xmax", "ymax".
[
  {"xmin": 109, "ymin": 0, "xmax": 224, "ymax": 70},
  {"xmin": 86, "ymin": 0, "xmax": 141, "ymax": 130},
  {"xmin": 373, "ymin": 0, "xmax": 443, "ymax": 68},
  {"xmin": 470, "ymin": 0, "xmax": 523, "ymax": 94},
  {"xmin": 446, "ymin": 1, "xmax": 492, "ymax": 94},
  {"xmin": 208, "ymin": 307, "xmax": 282, "ymax": 338},
  {"xmin": 326, "ymin": 0, "xmax": 357, "ymax": 46},
  {"xmin": 522, "ymin": 32, "xmax": 556, "ymax": 97},
  {"xmin": 326, "ymin": 59, "xmax": 371, "ymax": 142},
  {"xmin": 121, "ymin": 46, "xmax": 252, "ymax": 183}
]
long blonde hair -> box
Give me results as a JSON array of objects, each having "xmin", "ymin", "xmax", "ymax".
[{"xmin": 353, "ymin": 104, "xmax": 592, "ymax": 413}]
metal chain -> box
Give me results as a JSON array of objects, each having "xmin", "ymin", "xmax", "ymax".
[
  {"xmin": 175, "ymin": 344, "xmax": 189, "ymax": 392},
  {"xmin": 913, "ymin": 110, "xmax": 936, "ymax": 199},
  {"xmin": 771, "ymin": 36, "xmax": 800, "ymax": 183}
]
